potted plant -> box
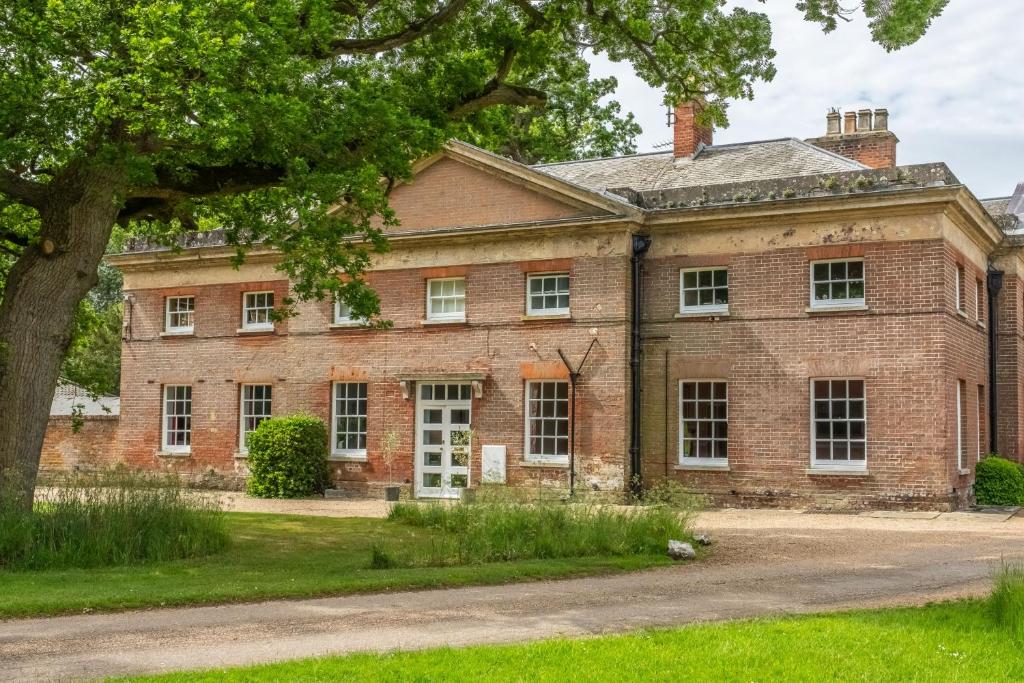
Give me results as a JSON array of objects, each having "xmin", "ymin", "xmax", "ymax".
[{"xmin": 380, "ymin": 430, "xmax": 401, "ymax": 501}]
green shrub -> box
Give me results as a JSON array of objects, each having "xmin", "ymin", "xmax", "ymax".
[
  {"xmin": 246, "ymin": 415, "xmax": 330, "ymax": 498},
  {"xmin": 379, "ymin": 487, "xmax": 701, "ymax": 568},
  {"xmin": 0, "ymin": 469, "xmax": 228, "ymax": 571},
  {"xmin": 990, "ymin": 564, "xmax": 1024, "ymax": 641},
  {"xmin": 975, "ymin": 456, "xmax": 1024, "ymax": 506}
]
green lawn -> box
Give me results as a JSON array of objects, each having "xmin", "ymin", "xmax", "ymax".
[
  {"xmin": 0, "ymin": 512, "xmax": 671, "ymax": 618},
  {"xmin": 123, "ymin": 600, "xmax": 1024, "ymax": 682}
]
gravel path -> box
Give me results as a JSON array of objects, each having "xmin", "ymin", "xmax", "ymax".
[{"xmin": 2, "ymin": 509, "xmax": 1023, "ymax": 682}]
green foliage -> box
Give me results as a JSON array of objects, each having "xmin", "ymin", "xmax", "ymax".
[
  {"xmin": 62, "ymin": 300, "xmax": 122, "ymax": 397},
  {"xmin": 990, "ymin": 564, "xmax": 1024, "ymax": 641},
  {"xmin": 974, "ymin": 456, "xmax": 1024, "ymax": 506},
  {"xmin": 0, "ymin": 469, "xmax": 228, "ymax": 570},
  {"xmin": 381, "ymin": 486, "xmax": 699, "ymax": 567},
  {"xmin": 797, "ymin": 0, "xmax": 949, "ymax": 50},
  {"xmin": 246, "ymin": 415, "xmax": 330, "ymax": 498}
]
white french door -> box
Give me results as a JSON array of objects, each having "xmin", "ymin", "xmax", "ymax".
[{"xmin": 415, "ymin": 383, "xmax": 472, "ymax": 499}]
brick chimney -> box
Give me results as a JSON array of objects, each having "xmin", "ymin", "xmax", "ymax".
[
  {"xmin": 673, "ymin": 100, "xmax": 713, "ymax": 159},
  {"xmin": 805, "ymin": 108, "xmax": 898, "ymax": 168}
]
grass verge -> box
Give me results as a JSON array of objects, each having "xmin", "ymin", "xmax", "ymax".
[
  {"xmin": 0, "ymin": 512, "xmax": 672, "ymax": 619},
  {"xmin": 119, "ymin": 599, "xmax": 1024, "ymax": 682}
]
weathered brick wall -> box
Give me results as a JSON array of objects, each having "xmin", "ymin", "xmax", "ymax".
[
  {"xmin": 994, "ymin": 273, "xmax": 1024, "ymax": 461},
  {"xmin": 639, "ymin": 237, "xmax": 987, "ymax": 510},
  {"xmin": 805, "ymin": 132, "xmax": 898, "ymax": 168},
  {"xmin": 119, "ymin": 254, "xmax": 631, "ymax": 494},
  {"xmin": 40, "ymin": 416, "xmax": 120, "ymax": 474}
]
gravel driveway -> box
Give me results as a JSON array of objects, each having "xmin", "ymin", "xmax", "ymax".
[{"xmin": 2, "ymin": 507, "xmax": 1023, "ymax": 682}]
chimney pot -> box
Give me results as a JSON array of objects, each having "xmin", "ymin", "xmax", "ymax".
[
  {"xmin": 872, "ymin": 108, "xmax": 889, "ymax": 131},
  {"xmin": 857, "ymin": 109, "xmax": 872, "ymax": 132},
  {"xmin": 843, "ymin": 112, "xmax": 857, "ymax": 135},
  {"xmin": 826, "ymin": 111, "xmax": 841, "ymax": 136},
  {"xmin": 673, "ymin": 100, "xmax": 713, "ymax": 159}
]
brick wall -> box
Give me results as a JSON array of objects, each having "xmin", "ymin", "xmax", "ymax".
[
  {"xmin": 40, "ymin": 416, "xmax": 120, "ymax": 473},
  {"xmin": 806, "ymin": 132, "xmax": 898, "ymax": 168},
  {"xmin": 119, "ymin": 254, "xmax": 631, "ymax": 494},
  {"xmin": 639, "ymin": 238, "xmax": 988, "ymax": 510}
]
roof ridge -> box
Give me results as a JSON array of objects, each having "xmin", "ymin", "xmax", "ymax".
[{"xmin": 531, "ymin": 149, "xmax": 672, "ymax": 168}]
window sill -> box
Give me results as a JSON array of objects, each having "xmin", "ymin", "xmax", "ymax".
[
  {"xmin": 805, "ymin": 467, "xmax": 869, "ymax": 477},
  {"xmin": 805, "ymin": 304, "xmax": 868, "ymax": 314},
  {"xmin": 421, "ymin": 318, "xmax": 466, "ymax": 326},
  {"xmin": 976, "ymin": 321, "xmax": 986, "ymax": 330},
  {"xmin": 329, "ymin": 321, "xmax": 365, "ymax": 330},
  {"xmin": 236, "ymin": 327, "xmax": 275, "ymax": 336},
  {"xmin": 675, "ymin": 310, "xmax": 729, "ymax": 319},
  {"xmin": 958, "ymin": 467, "xmax": 972, "ymax": 476},
  {"xmin": 329, "ymin": 454, "xmax": 368, "ymax": 462},
  {"xmin": 233, "ymin": 452, "xmax": 248, "ymax": 460},
  {"xmin": 957, "ymin": 309, "xmax": 968, "ymax": 319},
  {"xmin": 160, "ymin": 331, "xmax": 195, "ymax": 338},
  {"xmin": 156, "ymin": 450, "xmax": 191, "ymax": 458},
  {"xmin": 519, "ymin": 459, "xmax": 570, "ymax": 469},
  {"xmin": 521, "ymin": 313, "xmax": 571, "ymax": 322},
  {"xmin": 675, "ymin": 463, "xmax": 730, "ymax": 472}
]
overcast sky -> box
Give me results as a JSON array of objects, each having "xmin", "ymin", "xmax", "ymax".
[{"xmin": 588, "ymin": 2, "xmax": 1023, "ymax": 199}]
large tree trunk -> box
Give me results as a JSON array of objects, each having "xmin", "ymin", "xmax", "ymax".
[{"xmin": 0, "ymin": 165, "xmax": 123, "ymax": 509}]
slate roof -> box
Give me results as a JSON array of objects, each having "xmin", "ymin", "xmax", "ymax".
[
  {"xmin": 533, "ymin": 138, "xmax": 866, "ymax": 193},
  {"xmin": 983, "ymin": 196, "xmax": 1023, "ymax": 235},
  {"xmin": 51, "ymin": 380, "xmax": 120, "ymax": 417}
]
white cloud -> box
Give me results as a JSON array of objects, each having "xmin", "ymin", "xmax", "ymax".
[{"xmin": 588, "ymin": 2, "xmax": 1024, "ymax": 198}]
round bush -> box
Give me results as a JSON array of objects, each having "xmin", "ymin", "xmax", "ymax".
[
  {"xmin": 246, "ymin": 415, "xmax": 330, "ymax": 498},
  {"xmin": 975, "ymin": 456, "xmax": 1024, "ymax": 506}
]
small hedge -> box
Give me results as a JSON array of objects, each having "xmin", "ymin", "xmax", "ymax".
[
  {"xmin": 246, "ymin": 415, "xmax": 330, "ymax": 498},
  {"xmin": 975, "ymin": 456, "xmax": 1024, "ymax": 506}
]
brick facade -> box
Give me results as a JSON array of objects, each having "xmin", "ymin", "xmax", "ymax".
[
  {"xmin": 104, "ymin": 142, "xmax": 1014, "ymax": 509},
  {"xmin": 40, "ymin": 416, "xmax": 120, "ymax": 475}
]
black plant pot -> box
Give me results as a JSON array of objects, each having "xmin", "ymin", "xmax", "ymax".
[{"xmin": 384, "ymin": 486, "xmax": 401, "ymax": 502}]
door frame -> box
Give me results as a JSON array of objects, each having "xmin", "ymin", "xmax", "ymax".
[{"xmin": 414, "ymin": 383, "xmax": 473, "ymax": 499}]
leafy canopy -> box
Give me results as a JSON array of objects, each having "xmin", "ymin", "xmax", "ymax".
[{"xmin": 0, "ymin": 0, "xmax": 947, "ymax": 323}]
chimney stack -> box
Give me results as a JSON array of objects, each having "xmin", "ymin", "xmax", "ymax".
[
  {"xmin": 673, "ymin": 100, "xmax": 713, "ymax": 159},
  {"xmin": 806, "ymin": 107, "xmax": 898, "ymax": 169}
]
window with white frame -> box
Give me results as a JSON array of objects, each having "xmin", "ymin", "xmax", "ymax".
[
  {"xmin": 680, "ymin": 268, "xmax": 728, "ymax": 314},
  {"xmin": 165, "ymin": 296, "xmax": 195, "ymax": 334},
  {"xmin": 426, "ymin": 278, "xmax": 465, "ymax": 321},
  {"xmin": 162, "ymin": 385, "xmax": 192, "ymax": 453},
  {"xmin": 526, "ymin": 273, "xmax": 570, "ymax": 316},
  {"xmin": 332, "ymin": 382, "xmax": 367, "ymax": 456},
  {"xmin": 810, "ymin": 260, "xmax": 864, "ymax": 309},
  {"xmin": 679, "ymin": 381, "xmax": 728, "ymax": 464},
  {"xmin": 956, "ymin": 379, "xmax": 965, "ymax": 470},
  {"xmin": 239, "ymin": 384, "xmax": 272, "ymax": 453},
  {"xmin": 976, "ymin": 279, "xmax": 984, "ymax": 323},
  {"xmin": 334, "ymin": 298, "xmax": 355, "ymax": 324},
  {"xmin": 811, "ymin": 379, "xmax": 866, "ymax": 468},
  {"xmin": 525, "ymin": 381, "xmax": 569, "ymax": 460},
  {"xmin": 242, "ymin": 291, "xmax": 275, "ymax": 330}
]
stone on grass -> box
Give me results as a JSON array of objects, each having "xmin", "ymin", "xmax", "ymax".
[
  {"xmin": 667, "ymin": 540, "xmax": 696, "ymax": 561},
  {"xmin": 694, "ymin": 532, "xmax": 712, "ymax": 546}
]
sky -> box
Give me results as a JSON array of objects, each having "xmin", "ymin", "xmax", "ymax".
[{"xmin": 588, "ymin": 2, "xmax": 1024, "ymax": 199}]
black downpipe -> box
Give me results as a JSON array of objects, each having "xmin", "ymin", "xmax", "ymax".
[
  {"xmin": 987, "ymin": 267, "xmax": 1004, "ymax": 454},
  {"xmin": 629, "ymin": 235, "xmax": 653, "ymax": 495}
]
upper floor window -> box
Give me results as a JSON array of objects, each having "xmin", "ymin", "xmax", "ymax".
[
  {"xmin": 526, "ymin": 273, "xmax": 570, "ymax": 316},
  {"xmin": 679, "ymin": 381, "xmax": 728, "ymax": 466},
  {"xmin": 811, "ymin": 379, "xmax": 866, "ymax": 469},
  {"xmin": 162, "ymin": 385, "xmax": 192, "ymax": 454},
  {"xmin": 810, "ymin": 259, "xmax": 864, "ymax": 309},
  {"xmin": 334, "ymin": 298, "xmax": 355, "ymax": 325},
  {"xmin": 426, "ymin": 278, "xmax": 465, "ymax": 321},
  {"xmin": 239, "ymin": 384, "xmax": 272, "ymax": 454},
  {"xmin": 525, "ymin": 380, "xmax": 569, "ymax": 461},
  {"xmin": 242, "ymin": 291, "xmax": 275, "ymax": 331},
  {"xmin": 680, "ymin": 268, "xmax": 728, "ymax": 314},
  {"xmin": 955, "ymin": 264, "xmax": 966, "ymax": 314},
  {"xmin": 976, "ymin": 279, "xmax": 985, "ymax": 323},
  {"xmin": 165, "ymin": 296, "xmax": 195, "ymax": 334}
]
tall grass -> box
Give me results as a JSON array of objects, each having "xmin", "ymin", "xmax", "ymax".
[
  {"xmin": 0, "ymin": 469, "xmax": 229, "ymax": 571},
  {"xmin": 374, "ymin": 484, "xmax": 700, "ymax": 568},
  {"xmin": 990, "ymin": 563, "xmax": 1024, "ymax": 640}
]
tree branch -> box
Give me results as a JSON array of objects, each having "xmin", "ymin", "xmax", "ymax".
[
  {"xmin": 0, "ymin": 170, "xmax": 48, "ymax": 209},
  {"xmin": 449, "ymin": 82, "xmax": 547, "ymax": 119},
  {"xmin": 326, "ymin": 0, "xmax": 471, "ymax": 56}
]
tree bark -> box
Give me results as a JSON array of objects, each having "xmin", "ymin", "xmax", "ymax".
[{"xmin": 0, "ymin": 165, "xmax": 124, "ymax": 509}]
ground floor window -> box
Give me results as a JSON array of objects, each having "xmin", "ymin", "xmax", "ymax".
[
  {"xmin": 162, "ymin": 385, "xmax": 192, "ymax": 453},
  {"xmin": 239, "ymin": 384, "xmax": 272, "ymax": 453},
  {"xmin": 679, "ymin": 381, "xmax": 728, "ymax": 464},
  {"xmin": 525, "ymin": 381, "xmax": 569, "ymax": 461},
  {"xmin": 811, "ymin": 379, "xmax": 866, "ymax": 468},
  {"xmin": 332, "ymin": 382, "xmax": 367, "ymax": 456}
]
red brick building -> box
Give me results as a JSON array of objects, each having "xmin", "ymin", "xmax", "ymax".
[{"xmin": 106, "ymin": 105, "xmax": 1023, "ymax": 509}]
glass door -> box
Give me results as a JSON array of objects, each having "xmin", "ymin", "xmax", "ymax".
[{"xmin": 416, "ymin": 383, "xmax": 472, "ymax": 499}]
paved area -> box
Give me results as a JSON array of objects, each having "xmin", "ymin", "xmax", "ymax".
[{"xmin": 3, "ymin": 504, "xmax": 1023, "ymax": 682}]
